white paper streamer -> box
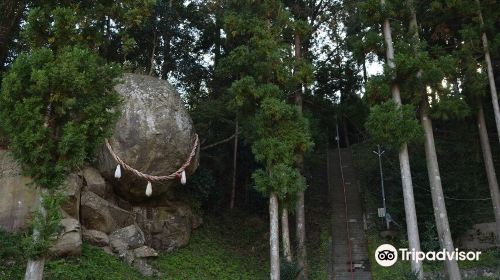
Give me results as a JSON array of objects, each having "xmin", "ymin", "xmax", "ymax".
[
  {"xmin": 145, "ymin": 181, "xmax": 152, "ymax": 197},
  {"xmin": 180, "ymin": 170, "xmax": 187, "ymax": 185},
  {"xmin": 114, "ymin": 164, "xmax": 122, "ymax": 179}
]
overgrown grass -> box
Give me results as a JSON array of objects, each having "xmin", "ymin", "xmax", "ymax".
[
  {"xmin": 0, "ymin": 230, "xmax": 27, "ymax": 279},
  {"xmin": 1, "ymin": 213, "xmax": 270, "ymax": 280},
  {"xmin": 0, "ymin": 230, "xmax": 144, "ymax": 280},
  {"xmin": 366, "ymin": 232, "xmax": 417, "ymax": 280},
  {"xmin": 44, "ymin": 245, "xmax": 146, "ymax": 280},
  {"xmin": 308, "ymin": 229, "xmax": 330, "ymax": 279},
  {"xmin": 154, "ymin": 214, "xmax": 268, "ymax": 280}
]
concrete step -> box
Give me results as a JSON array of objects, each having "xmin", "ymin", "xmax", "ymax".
[{"xmin": 329, "ymin": 148, "xmax": 371, "ymax": 280}]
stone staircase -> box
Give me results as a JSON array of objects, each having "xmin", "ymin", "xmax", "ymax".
[{"xmin": 328, "ymin": 148, "xmax": 371, "ymax": 280}]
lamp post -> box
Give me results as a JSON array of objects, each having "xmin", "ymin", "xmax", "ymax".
[{"xmin": 373, "ymin": 145, "xmax": 389, "ymax": 229}]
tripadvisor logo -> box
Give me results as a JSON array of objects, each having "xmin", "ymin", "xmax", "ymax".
[
  {"xmin": 374, "ymin": 244, "xmax": 482, "ymax": 267},
  {"xmin": 375, "ymin": 244, "xmax": 398, "ymax": 267}
]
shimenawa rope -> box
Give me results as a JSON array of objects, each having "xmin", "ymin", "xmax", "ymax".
[{"xmin": 105, "ymin": 134, "xmax": 199, "ymax": 196}]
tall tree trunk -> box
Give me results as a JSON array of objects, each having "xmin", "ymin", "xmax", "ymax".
[
  {"xmin": 270, "ymin": 193, "xmax": 280, "ymax": 280},
  {"xmin": 421, "ymin": 100, "xmax": 462, "ymax": 279},
  {"xmin": 25, "ymin": 258, "xmax": 45, "ymax": 280},
  {"xmin": 294, "ymin": 32, "xmax": 308, "ymax": 279},
  {"xmin": 408, "ymin": 3, "xmax": 461, "ymax": 278},
  {"xmin": 381, "ymin": 0, "xmax": 423, "ymax": 277},
  {"xmin": 477, "ymin": 100, "xmax": 500, "ymax": 245},
  {"xmin": 282, "ymin": 209, "xmax": 292, "ymax": 262},
  {"xmin": 476, "ymin": 0, "xmax": 500, "ymax": 143},
  {"xmin": 230, "ymin": 119, "xmax": 238, "ymax": 209},
  {"xmin": 24, "ymin": 190, "xmax": 46, "ymax": 280}
]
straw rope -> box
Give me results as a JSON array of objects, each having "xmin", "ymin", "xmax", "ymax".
[{"xmin": 105, "ymin": 134, "xmax": 199, "ymax": 182}]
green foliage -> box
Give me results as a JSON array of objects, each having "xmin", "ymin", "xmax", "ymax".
[
  {"xmin": 0, "ymin": 47, "xmax": 121, "ymax": 190},
  {"xmin": 0, "ymin": 47, "xmax": 120, "ymax": 257},
  {"xmin": 253, "ymin": 163, "xmax": 306, "ymax": 200},
  {"xmin": 23, "ymin": 191, "xmax": 65, "ymax": 259},
  {"xmin": 0, "ymin": 230, "xmax": 27, "ymax": 279},
  {"xmin": 44, "ymin": 245, "xmax": 146, "ymax": 280},
  {"xmin": 180, "ymin": 167, "xmax": 217, "ymax": 212},
  {"xmin": 366, "ymin": 101, "xmax": 423, "ymax": 150},
  {"xmin": 280, "ymin": 260, "xmax": 300, "ymax": 280},
  {"xmin": 23, "ymin": 0, "xmax": 154, "ymax": 57},
  {"xmin": 0, "ymin": 231, "xmax": 145, "ymax": 280},
  {"xmin": 219, "ymin": 0, "xmax": 313, "ymax": 201},
  {"xmin": 430, "ymin": 95, "xmax": 470, "ymax": 120},
  {"xmin": 154, "ymin": 216, "xmax": 269, "ymax": 280},
  {"xmin": 366, "ymin": 74, "xmax": 392, "ymax": 103},
  {"xmin": 251, "ymin": 98, "xmax": 312, "ymax": 166}
]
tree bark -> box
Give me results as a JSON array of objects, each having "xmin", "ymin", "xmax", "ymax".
[
  {"xmin": 269, "ymin": 193, "xmax": 280, "ymax": 280},
  {"xmin": 381, "ymin": 0, "xmax": 423, "ymax": 277},
  {"xmin": 477, "ymin": 100, "xmax": 500, "ymax": 245},
  {"xmin": 230, "ymin": 119, "xmax": 238, "ymax": 209},
  {"xmin": 408, "ymin": 3, "xmax": 461, "ymax": 278},
  {"xmin": 421, "ymin": 100, "xmax": 462, "ymax": 279},
  {"xmin": 294, "ymin": 32, "xmax": 308, "ymax": 279},
  {"xmin": 282, "ymin": 208, "xmax": 292, "ymax": 262},
  {"xmin": 24, "ymin": 190, "xmax": 47, "ymax": 280},
  {"xmin": 476, "ymin": 0, "xmax": 500, "ymax": 143}
]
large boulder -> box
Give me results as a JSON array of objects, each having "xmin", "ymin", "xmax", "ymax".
[
  {"xmin": 109, "ymin": 224, "xmax": 146, "ymax": 253},
  {"xmin": 97, "ymin": 73, "xmax": 199, "ymax": 201},
  {"xmin": 0, "ymin": 150, "xmax": 40, "ymax": 232},
  {"xmin": 50, "ymin": 218, "xmax": 82, "ymax": 257},
  {"xmin": 82, "ymin": 167, "xmax": 112, "ymax": 199},
  {"xmin": 80, "ymin": 190, "xmax": 135, "ymax": 233},
  {"xmin": 82, "ymin": 229, "xmax": 110, "ymax": 247},
  {"xmin": 133, "ymin": 202, "xmax": 200, "ymax": 251},
  {"xmin": 60, "ymin": 173, "xmax": 83, "ymax": 219}
]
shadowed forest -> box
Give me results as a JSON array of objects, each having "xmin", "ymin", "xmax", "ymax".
[{"xmin": 0, "ymin": 0, "xmax": 500, "ymax": 279}]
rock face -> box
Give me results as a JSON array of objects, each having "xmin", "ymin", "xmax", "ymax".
[
  {"xmin": 97, "ymin": 73, "xmax": 199, "ymax": 201},
  {"xmin": 80, "ymin": 190, "xmax": 135, "ymax": 233},
  {"xmin": 134, "ymin": 202, "xmax": 200, "ymax": 251},
  {"xmin": 60, "ymin": 173, "xmax": 83, "ymax": 219},
  {"xmin": 109, "ymin": 224, "xmax": 146, "ymax": 252},
  {"xmin": 82, "ymin": 167, "xmax": 112, "ymax": 199},
  {"xmin": 82, "ymin": 229, "xmax": 110, "ymax": 247},
  {"xmin": 0, "ymin": 150, "xmax": 40, "ymax": 232},
  {"xmin": 50, "ymin": 218, "xmax": 82, "ymax": 257},
  {"xmin": 109, "ymin": 224, "xmax": 160, "ymax": 277}
]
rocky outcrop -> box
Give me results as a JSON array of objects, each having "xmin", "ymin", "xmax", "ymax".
[
  {"xmin": 60, "ymin": 173, "xmax": 83, "ymax": 219},
  {"xmin": 0, "ymin": 75, "xmax": 201, "ymax": 277},
  {"xmin": 82, "ymin": 167, "xmax": 112, "ymax": 199},
  {"xmin": 134, "ymin": 202, "xmax": 201, "ymax": 251},
  {"xmin": 109, "ymin": 224, "xmax": 146, "ymax": 252},
  {"xmin": 97, "ymin": 73, "xmax": 199, "ymax": 202},
  {"xmin": 82, "ymin": 229, "xmax": 109, "ymax": 247},
  {"xmin": 133, "ymin": 245, "xmax": 158, "ymax": 258},
  {"xmin": 109, "ymin": 224, "xmax": 160, "ymax": 277},
  {"xmin": 50, "ymin": 218, "xmax": 82, "ymax": 257},
  {"xmin": 0, "ymin": 150, "xmax": 40, "ymax": 232},
  {"xmin": 80, "ymin": 190, "xmax": 135, "ymax": 234}
]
